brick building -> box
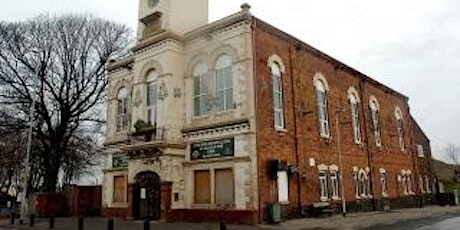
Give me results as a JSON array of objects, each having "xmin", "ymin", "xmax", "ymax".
[{"xmin": 102, "ymin": 0, "xmax": 433, "ymax": 224}]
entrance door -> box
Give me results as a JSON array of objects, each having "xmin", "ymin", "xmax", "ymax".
[{"xmin": 135, "ymin": 171, "xmax": 161, "ymax": 220}]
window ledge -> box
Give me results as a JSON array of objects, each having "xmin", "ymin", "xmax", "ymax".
[
  {"xmin": 192, "ymin": 115, "xmax": 210, "ymax": 121},
  {"xmin": 275, "ymin": 127, "xmax": 287, "ymax": 133},
  {"xmin": 278, "ymin": 201, "xmax": 289, "ymax": 205},
  {"xmin": 215, "ymin": 109, "xmax": 236, "ymax": 116},
  {"xmin": 111, "ymin": 203, "xmax": 128, "ymax": 208}
]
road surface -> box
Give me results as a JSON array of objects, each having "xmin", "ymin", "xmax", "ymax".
[{"xmin": 360, "ymin": 214, "xmax": 460, "ymax": 230}]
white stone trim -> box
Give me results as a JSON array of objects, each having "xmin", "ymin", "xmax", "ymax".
[
  {"xmin": 313, "ymin": 72, "xmax": 330, "ymax": 91},
  {"xmin": 267, "ymin": 54, "xmax": 286, "ymax": 73}
]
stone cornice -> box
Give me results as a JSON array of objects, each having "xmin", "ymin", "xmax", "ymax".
[
  {"xmin": 182, "ymin": 118, "xmax": 251, "ymax": 140},
  {"xmin": 107, "ymin": 56, "xmax": 135, "ymax": 73},
  {"xmin": 132, "ymin": 30, "xmax": 185, "ymax": 53},
  {"xmin": 184, "ymin": 11, "xmax": 252, "ymax": 41}
]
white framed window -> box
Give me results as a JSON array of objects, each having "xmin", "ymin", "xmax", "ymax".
[
  {"xmin": 395, "ymin": 108, "xmax": 405, "ymax": 151},
  {"xmin": 419, "ymin": 177, "xmax": 425, "ymax": 194},
  {"xmin": 359, "ymin": 171, "xmax": 366, "ymax": 197},
  {"xmin": 349, "ymin": 93, "xmax": 361, "ymax": 143},
  {"xmin": 147, "ymin": 71, "xmax": 158, "ymax": 125},
  {"xmin": 357, "ymin": 169, "xmax": 371, "ymax": 198},
  {"xmin": 407, "ymin": 175, "xmax": 413, "ymax": 194},
  {"xmin": 369, "ymin": 99, "xmax": 381, "ymax": 147},
  {"xmin": 353, "ymin": 171, "xmax": 360, "ymax": 198},
  {"xmin": 330, "ymin": 170, "xmax": 340, "ymax": 199},
  {"xmin": 401, "ymin": 172, "xmax": 413, "ymax": 195},
  {"xmin": 315, "ymin": 80, "xmax": 329, "ymax": 137},
  {"xmin": 116, "ymin": 88, "xmax": 129, "ymax": 132},
  {"xmin": 380, "ymin": 169, "xmax": 388, "ymax": 197},
  {"xmin": 277, "ymin": 171, "xmax": 289, "ymax": 203},
  {"xmin": 319, "ymin": 171, "xmax": 328, "ymax": 201},
  {"xmin": 425, "ymin": 176, "xmax": 431, "ymax": 193},
  {"xmin": 271, "ymin": 63, "xmax": 284, "ymax": 129},
  {"xmin": 193, "ymin": 63, "xmax": 208, "ymax": 117},
  {"xmin": 215, "ymin": 55, "xmax": 233, "ymax": 112},
  {"xmin": 402, "ymin": 175, "xmax": 408, "ymax": 195},
  {"xmin": 417, "ymin": 144, "xmax": 425, "ymax": 158}
]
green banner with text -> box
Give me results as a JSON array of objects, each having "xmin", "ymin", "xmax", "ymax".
[{"xmin": 191, "ymin": 138, "xmax": 234, "ymax": 160}]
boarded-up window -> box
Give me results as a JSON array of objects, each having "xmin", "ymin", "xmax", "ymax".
[
  {"xmin": 215, "ymin": 169, "xmax": 234, "ymax": 206},
  {"xmin": 113, "ymin": 175, "xmax": 126, "ymax": 203},
  {"xmin": 194, "ymin": 170, "xmax": 211, "ymax": 204}
]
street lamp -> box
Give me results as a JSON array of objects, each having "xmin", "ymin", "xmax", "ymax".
[{"xmin": 20, "ymin": 68, "xmax": 38, "ymax": 224}]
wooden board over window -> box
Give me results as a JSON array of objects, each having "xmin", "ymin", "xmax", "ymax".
[
  {"xmin": 215, "ymin": 168, "xmax": 234, "ymax": 206},
  {"xmin": 194, "ymin": 170, "xmax": 211, "ymax": 204},
  {"xmin": 113, "ymin": 175, "xmax": 126, "ymax": 203}
]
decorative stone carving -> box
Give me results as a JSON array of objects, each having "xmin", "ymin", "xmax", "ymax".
[
  {"xmin": 158, "ymin": 80, "xmax": 168, "ymax": 100},
  {"xmin": 133, "ymin": 89, "xmax": 142, "ymax": 107},
  {"xmin": 173, "ymin": 88, "xmax": 182, "ymax": 98}
]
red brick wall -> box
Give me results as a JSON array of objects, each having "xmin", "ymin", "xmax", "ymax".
[
  {"xmin": 412, "ymin": 117, "xmax": 433, "ymax": 179},
  {"xmin": 253, "ymin": 18, "xmax": 426, "ymax": 220}
]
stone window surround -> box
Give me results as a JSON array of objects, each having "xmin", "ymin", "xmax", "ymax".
[
  {"xmin": 347, "ymin": 87, "xmax": 362, "ymax": 144},
  {"xmin": 313, "ymin": 73, "xmax": 330, "ymax": 139}
]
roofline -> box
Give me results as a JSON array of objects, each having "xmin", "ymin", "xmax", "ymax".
[
  {"xmin": 411, "ymin": 115, "xmax": 430, "ymax": 142},
  {"xmin": 252, "ymin": 17, "xmax": 409, "ymax": 100}
]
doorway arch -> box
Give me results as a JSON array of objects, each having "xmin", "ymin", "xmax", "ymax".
[{"xmin": 134, "ymin": 171, "xmax": 161, "ymax": 220}]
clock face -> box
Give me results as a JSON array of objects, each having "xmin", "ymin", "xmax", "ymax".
[{"xmin": 148, "ymin": 0, "xmax": 159, "ymax": 7}]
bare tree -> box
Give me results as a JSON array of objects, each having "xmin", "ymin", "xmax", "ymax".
[
  {"xmin": 0, "ymin": 15, "xmax": 131, "ymax": 192},
  {"xmin": 446, "ymin": 143, "xmax": 459, "ymax": 166}
]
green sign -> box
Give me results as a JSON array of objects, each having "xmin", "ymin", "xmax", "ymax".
[
  {"xmin": 113, "ymin": 152, "xmax": 129, "ymax": 168},
  {"xmin": 191, "ymin": 138, "xmax": 234, "ymax": 160}
]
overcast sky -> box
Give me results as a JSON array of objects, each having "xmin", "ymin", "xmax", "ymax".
[{"xmin": 1, "ymin": 0, "xmax": 459, "ymax": 162}]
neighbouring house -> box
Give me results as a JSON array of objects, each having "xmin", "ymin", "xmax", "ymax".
[{"xmin": 102, "ymin": 0, "xmax": 433, "ymax": 224}]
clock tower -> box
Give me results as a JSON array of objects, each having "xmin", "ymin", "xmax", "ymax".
[{"xmin": 138, "ymin": 0, "xmax": 209, "ymax": 39}]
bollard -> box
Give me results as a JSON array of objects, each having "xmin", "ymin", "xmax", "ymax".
[
  {"xmin": 10, "ymin": 213, "xmax": 14, "ymax": 225},
  {"xmin": 220, "ymin": 222, "xmax": 227, "ymax": 230},
  {"xmin": 107, "ymin": 218, "xmax": 114, "ymax": 230},
  {"xmin": 78, "ymin": 216, "xmax": 84, "ymax": 230},
  {"xmin": 29, "ymin": 214, "xmax": 35, "ymax": 227},
  {"xmin": 143, "ymin": 220, "xmax": 150, "ymax": 230},
  {"xmin": 49, "ymin": 216, "xmax": 55, "ymax": 229}
]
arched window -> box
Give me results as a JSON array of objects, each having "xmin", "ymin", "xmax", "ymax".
[
  {"xmin": 315, "ymin": 80, "xmax": 329, "ymax": 137},
  {"xmin": 369, "ymin": 98, "xmax": 381, "ymax": 146},
  {"xmin": 380, "ymin": 168, "xmax": 388, "ymax": 197},
  {"xmin": 215, "ymin": 55, "xmax": 233, "ymax": 111},
  {"xmin": 116, "ymin": 87, "xmax": 128, "ymax": 132},
  {"xmin": 395, "ymin": 108, "xmax": 405, "ymax": 151},
  {"xmin": 349, "ymin": 92, "xmax": 361, "ymax": 143},
  {"xmin": 271, "ymin": 63, "xmax": 284, "ymax": 128},
  {"xmin": 193, "ymin": 63, "xmax": 208, "ymax": 117},
  {"xmin": 358, "ymin": 170, "xmax": 367, "ymax": 197},
  {"xmin": 147, "ymin": 71, "xmax": 158, "ymax": 125}
]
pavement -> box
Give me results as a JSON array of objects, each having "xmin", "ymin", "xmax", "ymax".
[
  {"xmin": 264, "ymin": 205, "xmax": 460, "ymax": 230},
  {"xmin": 0, "ymin": 205, "xmax": 459, "ymax": 230}
]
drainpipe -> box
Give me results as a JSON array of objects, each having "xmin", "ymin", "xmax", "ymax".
[
  {"xmin": 358, "ymin": 79, "xmax": 376, "ymax": 211},
  {"xmin": 288, "ymin": 46, "xmax": 302, "ymax": 216},
  {"xmin": 251, "ymin": 17, "xmax": 263, "ymax": 224}
]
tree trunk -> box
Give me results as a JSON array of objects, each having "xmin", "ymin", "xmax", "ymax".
[{"xmin": 42, "ymin": 149, "xmax": 61, "ymax": 192}]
